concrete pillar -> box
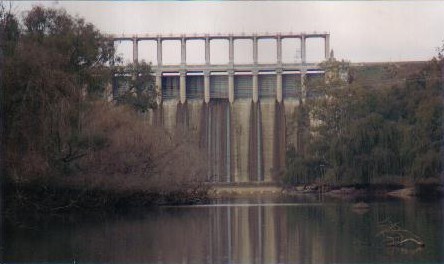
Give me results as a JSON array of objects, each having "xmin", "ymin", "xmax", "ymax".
[
  {"xmin": 205, "ymin": 36, "xmax": 210, "ymax": 65},
  {"xmin": 157, "ymin": 37, "xmax": 162, "ymax": 66},
  {"xmin": 229, "ymin": 36, "xmax": 234, "ymax": 66},
  {"xmin": 253, "ymin": 36, "xmax": 258, "ymax": 65},
  {"xmin": 252, "ymin": 70, "xmax": 258, "ymax": 103},
  {"xmin": 276, "ymin": 70, "xmax": 282, "ymax": 103},
  {"xmin": 181, "ymin": 37, "xmax": 186, "ymax": 66},
  {"xmin": 252, "ymin": 36, "xmax": 259, "ymax": 103},
  {"xmin": 156, "ymin": 72, "xmax": 162, "ymax": 104},
  {"xmin": 228, "ymin": 70, "xmax": 234, "ymax": 103},
  {"xmin": 301, "ymin": 69, "xmax": 306, "ymax": 100},
  {"xmin": 276, "ymin": 35, "xmax": 282, "ymax": 65},
  {"xmin": 301, "ymin": 35, "xmax": 306, "ymax": 64},
  {"xmin": 204, "ymin": 71, "xmax": 210, "ymax": 103},
  {"xmin": 301, "ymin": 34, "xmax": 307, "ymax": 99},
  {"xmin": 180, "ymin": 71, "xmax": 186, "ymax": 103},
  {"xmin": 325, "ymin": 34, "xmax": 330, "ymax": 60},
  {"xmin": 133, "ymin": 37, "xmax": 138, "ymax": 64}
]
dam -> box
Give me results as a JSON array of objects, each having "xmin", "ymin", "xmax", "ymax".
[{"xmin": 111, "ymin": 32, "xmax": 330, "ymax": 183}]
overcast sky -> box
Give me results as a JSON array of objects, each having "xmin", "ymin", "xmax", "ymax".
[{"xmin": 12, "ymin": 1, "xmax": 444, "ymax": 64}]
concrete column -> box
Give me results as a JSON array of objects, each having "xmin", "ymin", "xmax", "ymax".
[
  {"xmin": 301, "ymin": 35, "xmax": 306, "ymax": 64},
  {"xmin": 325, "ymin": 34, "xmax": 330, "ymax": 60},
  {"xmin": 276, "ymin": 35, "xmax": 282, "ymax": 65},
  {"xmin": 181, "ymin": 37, "xmax": 186, "ymax": 66},
  {"xmin": 180, "ymin": 71, "xmax": 186, "ymax": 103},
  {"xmin": 205, "ymin": 36, "xmax": 210, "ymax": 65},
  {"xmin": 253, "ymin": 36, "xmax": 258, "ymax": 65},
  {"xmin": 156, "ymin": 72, "xmax": 162, "ymax": 104},
  {"xmin": 301, "ymin": 69, "xmax": 307, "ymax": 100},
  {"xmin": 228, "ymin": 70, "xmax": 234, "ymax": 103},
  {"xmin": 229, "ymin": 36, "xmax": 234, "ymax": 66},
  {"xmin": 276, "ymin": 70, "xmax": 283, "ymax": 103},
  {"xmin": 157, "ymin": 37, "xmax": 162, "ymax": 66},
  {"xmin": 204, "ymin": 71, "xmax": 210, "ymax": 103},
  {"xmin": 133, "ymin": 37, "xmax": 138, "ymax": 64},
  {"xmin": 252, "ymin": 70, "xmax": 258, "ymax": 103},
  {"xmin": 301, "ymin": 34, "xmax": 307, "ymax": 99}
]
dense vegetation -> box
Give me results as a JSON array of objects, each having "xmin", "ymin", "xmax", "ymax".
[
  {"xmin": 285, "ymin": 57, "xmax": 443, "ymax": 186},
  {"xmin": 1, "ymin": 6, "xmax": 206, "ymax": 213}
]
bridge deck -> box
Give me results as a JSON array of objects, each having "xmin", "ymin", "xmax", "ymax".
[
  {"xmin": 109, "ymin": 32, "xmax": 329, "ymax": 41},
  {"xmin": 151, "ymin": 63, "xmax": 321, "ymax": 73}
]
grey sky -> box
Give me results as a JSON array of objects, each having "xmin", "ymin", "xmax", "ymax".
[{"xmin": 12, "ymin": 1, "xmax": 444, "ymax": 64}]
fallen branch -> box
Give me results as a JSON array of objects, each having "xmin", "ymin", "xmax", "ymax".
[
  {"xmin": 377, "ymin": 219, "xmax": 425, "ymax": 248},
  {"xmin": 387, "ymin": 238, "xmax": 425, "ymax": 247}
]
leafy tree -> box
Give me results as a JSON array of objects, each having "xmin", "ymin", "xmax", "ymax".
[
  {"xmin": 285, "ymin": 56, "xmax": 443, "ymax": 186},
  {"xmin": 1, "ymin": 6, "xmax": 207, "ymax": 214},
  {"xmin": 2, "ymin": 6, "xmax": 116, "ymax": 180},
  {"xmin": 0, "ymin": 3, "xmax": 19, "ymax": 57},
  {"xmin": 113, "ymin": 61, "xmax": 158, "ymax": 112}
]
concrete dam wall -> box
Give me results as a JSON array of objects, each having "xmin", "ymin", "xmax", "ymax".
[
  {"xmin": 112, "ymin": 32, "xmax": 330, "ymax": 183},
  {"xmin": 150, "ymin": 98, "xmax": 297, "ymax": 183},
  {"xmin": 145, "ymin": 73, "xmax": 326, "ymax": 183}
]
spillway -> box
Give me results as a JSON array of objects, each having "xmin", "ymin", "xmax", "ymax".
[{"xmin": 117, "ymin": 71, "xmax": 315, "ymax": 183}]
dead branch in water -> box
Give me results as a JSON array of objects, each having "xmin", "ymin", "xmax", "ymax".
[{"xmin": 377, "ymin": 218, "xmax": 425, "ymax": 248}]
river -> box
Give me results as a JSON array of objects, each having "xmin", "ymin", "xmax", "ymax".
[{"xmin": 4, "ymin": 196, "xmax": 444, "ymax": 263}]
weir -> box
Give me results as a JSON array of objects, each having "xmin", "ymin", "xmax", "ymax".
[{"xmin": 112, "ymin": 32, "xmax": 330, "ymax": 183}]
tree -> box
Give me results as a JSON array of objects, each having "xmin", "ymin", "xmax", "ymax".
[
  {"xmin": 2, "ymin": 6, "xmax": 116, "ymax": 181},
  {"xmin": 285, "ymin": 56, "xmax": 443, "ymax": 186},
  {"xmin": 113, "ymin": 61, "xmax": 158, "ymax": 112}
]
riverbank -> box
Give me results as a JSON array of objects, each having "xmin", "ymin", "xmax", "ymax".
[
  {"xmin": 209, "ymin": 185, "xmax": 282, "ymax": 197},
  {"xmin": 3, "ymin": 180, "xmax": 209, "ymax": 220},
  {"xmin": 5, "ymin": 179, "xmax": 442, "ymax": 222},
  {"xmin": 282, "ymin": 182, "xmax": 444, "ymax": 200},
  {"xmin": 207, "ymin": 181, "xmax": 444, "ymax": 200}
]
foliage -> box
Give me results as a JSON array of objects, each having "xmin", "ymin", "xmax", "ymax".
[
  {"xmin": 285, "ymin": 57, "xmax": 443, "ymax": 186},
  {"xmin": 73, "ymin": 102, "xmax": 206, "ymax": 191},
  {"xmin": 113, "ymin": 61, "xmax": 158, "ymax": 112},
  {"xmin": 1, "ymin": 5, "xmax": 199, "ymax": 199},
  {"xmin": 320, "ymin": 57, "xmax": 352, "ymax": 86},
  {"xmin": 0, "ymin": 3, "xmax": 19, "ymax": 57},
  {"xmin": 2, "ymin": 6, "xmax": 116, "ymax": 182}
]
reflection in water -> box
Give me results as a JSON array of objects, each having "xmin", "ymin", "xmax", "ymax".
[{"xmin": 4, "ymin": 199, "xmax": 444, "ymax": 263}]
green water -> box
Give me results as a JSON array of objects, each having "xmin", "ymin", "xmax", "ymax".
[{"xmin": 4, "ymin": 196, "xmax": 444, "ymax": 263}]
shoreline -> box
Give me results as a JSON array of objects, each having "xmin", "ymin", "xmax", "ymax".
[
  {"xmin": 5, "ymin": 180, "xmax": 443, "ymax": 220},
  {"xmin": 210, "ymin": 182, "xmax": 444, "ymax": 200},
  {"xmin": 3, "ymin": 180, "xmax": 210, "ymax": 219},
  {"xmin": 282, "ymin": 182, "xmax": 444, "ymax": 200}
]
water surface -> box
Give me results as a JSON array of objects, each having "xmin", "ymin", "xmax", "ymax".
[{"xmin": 4, "ymin": 196, "xmax": 444, "ymax": 263}]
